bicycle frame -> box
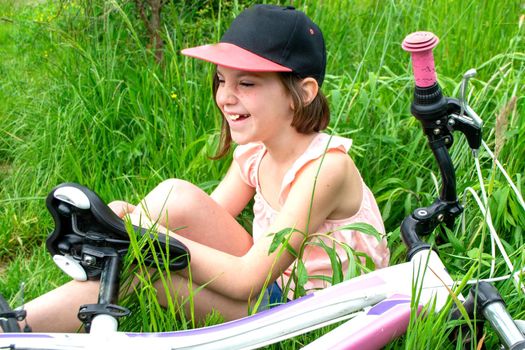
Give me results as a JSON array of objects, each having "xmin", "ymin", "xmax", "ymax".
[{"xmin": 0, "ymin": 245, "xmax": 455, "ymax": 350}]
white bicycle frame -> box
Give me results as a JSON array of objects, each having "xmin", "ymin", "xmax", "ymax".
[{"xmin": 0, "ymin": 245, "xmax": 455, "ymax": 350}]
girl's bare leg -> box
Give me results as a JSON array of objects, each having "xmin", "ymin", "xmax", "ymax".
[
  {"xmin": 130, "ymin": 179, "xmax": 253, "ymax": 256},
  {"xmin": 21, "ymin": 270, "xmax": 251, "ymax": 332},
  {"xmin": 154, "ymin": 273, "xmax": 252, "ymax": 322},
  {"xmin": 21, "ymin": 280, "xmax": 99, "ymax": 333}
]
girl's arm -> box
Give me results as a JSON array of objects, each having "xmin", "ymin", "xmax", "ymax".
[
  {"xmin": 144, "ymin": 152, "xmax": 354, "ymax": 300},
  {"xmin": 211, "ymin": 162, "xmax": 255, "ymax": 217}
]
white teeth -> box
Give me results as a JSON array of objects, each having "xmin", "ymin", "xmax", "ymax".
[{"xmin": 230, "ymin": 114, "xmax": 240, "ymax": 120}]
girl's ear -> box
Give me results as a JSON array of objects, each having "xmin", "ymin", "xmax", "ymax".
[{"xmin": 299, "ymin": 77, "xmax": 319, "ymax": 106}]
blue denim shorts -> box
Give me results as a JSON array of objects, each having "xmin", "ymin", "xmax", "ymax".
[{"xmin": 258, "ymin": 281, "xmax": 289, "ymax": 311}]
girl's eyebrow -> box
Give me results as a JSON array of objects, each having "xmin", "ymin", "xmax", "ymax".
[{"xmin": 216, "ymin": 68, "xmax": 264, "ymax": 80}]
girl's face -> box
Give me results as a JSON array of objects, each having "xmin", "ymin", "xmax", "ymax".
[{"xmin": 215, "ymin": 66, "xmax": 295, "ymax": 145}]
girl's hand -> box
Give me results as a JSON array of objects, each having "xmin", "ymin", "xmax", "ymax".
[{"xmin": 108, "ymin": 200, "xmax": 136, "ymax": 218}]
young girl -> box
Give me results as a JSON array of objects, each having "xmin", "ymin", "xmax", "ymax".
[{"xmin": 21, "ymin": 4, "xmax": 389, "ymax": 331}]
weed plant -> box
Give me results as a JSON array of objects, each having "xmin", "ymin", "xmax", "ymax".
[{"xmin": 0, "ymin": 0, "xmax": 524, "ymax": 348}]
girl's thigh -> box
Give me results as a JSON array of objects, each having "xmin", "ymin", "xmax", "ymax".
[{"xmin": 132, "ymin": 179, "xmax": 253, "ymax": 256}]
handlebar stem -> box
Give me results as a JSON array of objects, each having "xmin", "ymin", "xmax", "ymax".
[{"xmin": 401, "ymin": 198, "xmax": 463, "ymax": 260}]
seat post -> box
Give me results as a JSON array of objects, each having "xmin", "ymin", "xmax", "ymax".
[
  {"xmin": 98, "ymin": 251, "xmax": 121, "ymax": 306},
  {"xmin": 77, "ymin": 247, "xmax": 130, "ymax": 333}
]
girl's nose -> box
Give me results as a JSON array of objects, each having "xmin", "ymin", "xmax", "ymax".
[{"xmin": 216, "ymin": 84, "xmax": 238, "ymax": 106}]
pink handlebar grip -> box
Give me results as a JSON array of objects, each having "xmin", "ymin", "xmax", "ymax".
[{"xmin": 402, "ymin": 31, "xmax": 439, "ymax": 87}]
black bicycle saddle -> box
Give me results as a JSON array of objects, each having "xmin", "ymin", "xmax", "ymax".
[{"xmin": 46, "ymin": 183, "xmax": 190, "ymax": 280}]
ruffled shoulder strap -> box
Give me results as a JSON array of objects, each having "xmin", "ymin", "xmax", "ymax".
[
  {"xmin": 279, "ymin": 133, "xmax": 353, "ymax": 205},
  {"xmin": 233, "ymin": 142, "xmax": 265, "ymax": 188}
]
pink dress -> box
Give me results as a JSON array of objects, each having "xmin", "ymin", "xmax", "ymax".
[{"xmin": 233, "ymin": 133, "xmax": 390, "ymax": 299}]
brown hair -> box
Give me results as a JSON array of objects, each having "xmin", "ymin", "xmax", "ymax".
[{"xmin": 211, "ymin": 72, "xmax": 330, "ymax": 159}]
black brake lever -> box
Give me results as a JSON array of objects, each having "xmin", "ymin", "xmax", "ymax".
[{"xmin": 444, "ymin": 98, "xmax": 482, "ymax": 151}]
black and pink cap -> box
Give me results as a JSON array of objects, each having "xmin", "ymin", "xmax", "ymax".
[{"xmin": 182, "ymin": 5, "xmax": 326, "ymax": 86}]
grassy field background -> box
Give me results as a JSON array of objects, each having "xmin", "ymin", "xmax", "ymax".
[{"xmin": 0, "ymin": 0, "xmax": 524, "ymax": 348}]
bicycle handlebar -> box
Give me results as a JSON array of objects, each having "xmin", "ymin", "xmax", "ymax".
[
  {"xmin": 453, "ymin": 282, "xmax": 525, "ymax": 350},
  {"xmin": 400, "ymin": 32, "xmax": 464, "ymax": 257},
  {"xmin": 400, "ymin": 32, "xmax": 483, "ymax": 257},
  {"xmin": 402, "ymin": 31, "xmax": 523, "ymax": 349},
  {"xmin": 401, "ymin": 31, "xmax": 439, "ymax": 87}
]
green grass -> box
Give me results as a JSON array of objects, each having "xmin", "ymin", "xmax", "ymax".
[{"xmin": 1, "ymin": 0, "xmax": 524, "ymax": 348}]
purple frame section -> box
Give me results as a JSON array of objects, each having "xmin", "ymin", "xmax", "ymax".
[
  {"xmin": 367, "ymin": 297, "xmax": 411, "ymax": 315},
  {"xmin": 126, "ymin": 294, "xmax": 313, "ymax": 338},
  {"xmin": 0, "ymin": 333, "xmax": 54, "ymax": 338},
  {"xmin": 125, "ymin": 274, "xmax": 385, "ymax": 338},
  {"xmin": 302, "ymin": 293, "xmax": 420, "ymax": 350},
  {"xmin": 333, "ymin": 302, "xmax": 418, "ymax": 350},
  {"xmin": 0, "ymin": 268, "xmax": 387, "ymax": 346}
]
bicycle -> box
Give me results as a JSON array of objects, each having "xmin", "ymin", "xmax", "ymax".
[{"xmin": 1, "ymin": 31, "xmax": 524, "ymax": 350}]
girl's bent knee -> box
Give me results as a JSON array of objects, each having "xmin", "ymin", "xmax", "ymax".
[
  {"xmin": 157, "ymin": 178, "xmax": 190, "ymax": 192},
  {"xmin": 156, "ymin": 179, "xmax": 205, "ymax": 201},
  {"xmin": 146, "ymin": 179, "xmax": 209, "ymax": 224}
]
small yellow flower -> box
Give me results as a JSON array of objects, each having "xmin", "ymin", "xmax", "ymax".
[{"xmin": 170, "ymin": 92, "xmax": 177, "ymax": 100}]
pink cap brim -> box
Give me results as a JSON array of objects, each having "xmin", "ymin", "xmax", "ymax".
[{"xmin": 181, "ymin": 42, "xmax": 292, "ymax": 72}]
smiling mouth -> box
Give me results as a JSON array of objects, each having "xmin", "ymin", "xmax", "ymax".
[{"xmin": 229, "ymin": 114, "xmax": 250, "ymax": 121}]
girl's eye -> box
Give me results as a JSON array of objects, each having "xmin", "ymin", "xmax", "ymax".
[{"xmin": 240, "ymin": 81, "xmax": 254, "ymax": 87}]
